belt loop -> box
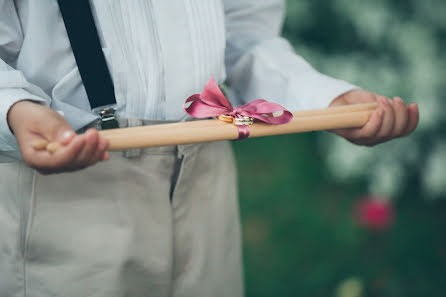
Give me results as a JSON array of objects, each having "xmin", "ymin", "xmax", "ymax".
[
  {"xmin": 176, "ymin": 145, "xmax": 185, "ymax": 160},
  {"xmin": 122, "ymin": 118, "xmax": 143, "ymax": 159}
]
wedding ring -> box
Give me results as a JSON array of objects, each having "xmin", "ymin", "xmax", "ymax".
[
  {"xmin": 218, "ymin": 115, "xmax": 254, "ymax": 125},
  {"xmin": 218, "ymin": 114, "xmax": 234, "ymax": 123},
  {"xmin": 234, "ymin": 116, "xmax": 254, "ymax": 126}
]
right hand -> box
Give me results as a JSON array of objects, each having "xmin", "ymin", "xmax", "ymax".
[{"xmin": 7, "ymin": 100, "xmax": 109, "ymax": 175}]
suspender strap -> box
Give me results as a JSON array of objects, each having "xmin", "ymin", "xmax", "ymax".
[{"xmin": 57, "ymin": 0, "xmax": 117, "ymax": 111}]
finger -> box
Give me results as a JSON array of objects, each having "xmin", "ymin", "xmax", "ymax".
[
  {"xmin": 350, "ymin": 109, "xmax": 385, "ymax": 145},
  {"xmin": 74, "ymin": 129, "xmax": 100, "ymax": 165},
  {"xmin": 30, "ymin": 123, "xmax": 75, "ymax": 153},
  {"xmin": 40, "ymin": 131, "xmax": 76, "ymax": 154},
  {"xmin": 21, "ymin": 134, "xmax": 51, "ymax": 163},
  {"xmin": 32, "ymin": 139, "xmax": 49, "ymax": 151},
  {"xmin": 335, "ymin": 104, "xmax": 383, "ymax": 141},
  {"xmin": 392, "ymin": 97, "xmax": 409, "ymax": 137},
  {"xmin": 44, "ymin": 136, "xmax": 87, "ymax": 173},
  {"xmin": 46, "ymin": 142, "xmax": 62, "ymax": 154},
  {"xmin": 27, "ymin": 135, "xmax": 87, "ymax": 174},
  {"xmin": 93, "ymin": 136, "xmax": 109, "ymax": 163},
  {"xmin": 59, "ymin": 130, "xmax": 76, "ymax": 145},
  {"xmin": 403, "ymin": 103, "xmax": 419, "ymax": 136},
  {"xmin": 102, "ymin": 151, "xmax": 110, "ymax": 161},
  {"xmin": 21, "ymin": 132, "xmax": 76, "ymax": 166},
  {"xmin": 375, "ymin": 96, "xmax": 395, "ymax": 140}
]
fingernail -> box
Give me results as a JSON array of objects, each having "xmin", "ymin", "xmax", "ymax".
[
  {"xmin": 46, "ymin": 142, "xmax": 61, "ymax": 154},
  {"xmin": 395, "ymin": 97, "xmax": 404, "ymax": 104},
  {"xmin": 61, "ymin": 130, "xmax": 75, "ymax": 141},
  {"xmin": 32, "ymin": 139, "xmax": 49, "ymax": 150}
]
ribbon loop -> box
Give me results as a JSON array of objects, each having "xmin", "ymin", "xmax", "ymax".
[{"xmin": 184, "ymin": 78, "xmax": 293, "ymax": 140}]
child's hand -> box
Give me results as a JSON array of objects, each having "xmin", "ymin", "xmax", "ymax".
[
  {"xmin": 7, "ymin": 100, "xmax": 109, "ymax": 174},
  {"xmin": 329, "ymin": 89, "xmax": 419, "ymax": 146}
]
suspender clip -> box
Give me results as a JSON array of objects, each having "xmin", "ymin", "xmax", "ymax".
[{"xmin": 99, "ymin": 107, "xmax": 119, "ymax": 130}]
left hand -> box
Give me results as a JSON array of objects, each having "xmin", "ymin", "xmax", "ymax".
[{"xmin": 329, "ymin": 89, "xmax": 419, "ymax": 146}]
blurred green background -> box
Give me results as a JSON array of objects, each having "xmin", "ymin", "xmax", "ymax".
[{"xmin": 234, "ymin": 1, "xmax": 446, "ymax": 296}]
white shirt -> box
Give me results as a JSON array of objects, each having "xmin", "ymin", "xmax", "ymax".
[{"xmin": 0, "ymin": 0, "xmax": 356, "ymax": 160}]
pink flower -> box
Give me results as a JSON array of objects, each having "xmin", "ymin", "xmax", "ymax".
[{"xmin": 354, "ymin": 196, "xmax": 394, "ymax": 231}]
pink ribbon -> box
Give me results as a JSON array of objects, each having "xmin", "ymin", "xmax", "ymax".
[{"xmin": 184, "ymin": 78, "xmax": 293, "ymax": 140}]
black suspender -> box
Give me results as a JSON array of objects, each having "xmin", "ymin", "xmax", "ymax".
[{"xmin": 57, "ymin": 0, "xmax": 118, "ymax": 129}]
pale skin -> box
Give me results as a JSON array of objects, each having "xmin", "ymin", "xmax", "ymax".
[
  {"xmin": 7, "ymin": 89, "xmax": 419, "ymax": 174},
  {"xmin": 7, "ymin": 100, "xmax": 109, "ymax": 175},
  {"xmin": 329, "ymin": 89, "xmax": 419, "ymax": 146}
]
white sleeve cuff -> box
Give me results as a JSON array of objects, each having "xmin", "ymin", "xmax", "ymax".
[{"xmin": 0, "ymin": 88, "xmax": 49, "ymax": 151}]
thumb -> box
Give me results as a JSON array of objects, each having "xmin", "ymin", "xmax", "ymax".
[
  {"xmin": 41, "ymin": 109, "xmax": 76, "ymax": 145},
  {"xmin": 32, "ymin": 119, "xmax": 75, "ymax": 152}
]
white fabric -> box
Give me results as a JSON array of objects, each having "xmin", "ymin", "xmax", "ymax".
[{"xmin": 0, "ymin": 0, "xmax": 357, "ymax": 158}]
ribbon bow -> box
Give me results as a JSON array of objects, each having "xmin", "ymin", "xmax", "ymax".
[{"xmin": 184, "ymin": 78, "xmax": 293, "ymax": 140}]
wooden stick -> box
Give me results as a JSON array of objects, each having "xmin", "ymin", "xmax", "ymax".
[
  {"xmin": 99, "ymin": 102, "xmax": 378, "ymax": 137},
  {"xmin": 33, "ymin": 103, "xmax": 377, "ymax": 152},
  {"xmin": 104, "ymin": 110, "xmax": 373, "ymax": 150}
]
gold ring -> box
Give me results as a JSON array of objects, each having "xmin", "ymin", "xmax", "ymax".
[{"xmin": 218, "ymin": 115, "xmax": 234, "ymax": 123}]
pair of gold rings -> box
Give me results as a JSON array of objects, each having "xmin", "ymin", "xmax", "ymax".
[{"xmin": 218, "ymin": 115, "xmax": 254, "ymax": 126}]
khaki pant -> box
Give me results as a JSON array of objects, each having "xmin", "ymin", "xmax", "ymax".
[{"xmin": 0, "ymin": 141, "xmax": 243, "ymax": 297}]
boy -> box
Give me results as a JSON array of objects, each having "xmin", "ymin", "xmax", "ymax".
[{"xmin": 0, "ymin": 0, "xmax": 418, "ymax": 296}]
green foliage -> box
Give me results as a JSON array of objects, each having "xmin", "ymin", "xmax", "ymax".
[
  {"xmin": 237, "ymin": 0, "xmax": 446, "ymax": 296},
  {"xmin": 236, "ymin": 135, "xmax": 446, "ymax": 297},
  {"xmin": 283, "ymin": 0, "xmax": 446, "ymax": 198}
]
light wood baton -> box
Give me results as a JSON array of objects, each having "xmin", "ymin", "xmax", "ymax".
[{"xmin": 34, "ymin": 103, "xmax": 377, "ymax": 153}]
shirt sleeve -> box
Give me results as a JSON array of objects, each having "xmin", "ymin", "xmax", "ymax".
[
  {"xmin": 223, "ymin": 0, "xmax": 358, "ymax": 110},
  {"xmin": 0, "ymin": 0, "xmax": 51, "ymax": 152}
]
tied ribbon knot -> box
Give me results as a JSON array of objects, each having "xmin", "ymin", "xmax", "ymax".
[{"xmin": 184, "ymin": 78, "xmax": 293, "ymax": 140}]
